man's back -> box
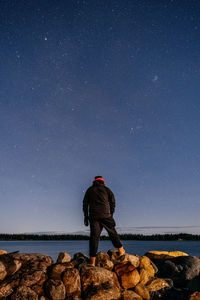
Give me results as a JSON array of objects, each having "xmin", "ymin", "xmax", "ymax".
[{"xmin": 83, "ymin": 181, "xmax": 115, "ymax": 219}]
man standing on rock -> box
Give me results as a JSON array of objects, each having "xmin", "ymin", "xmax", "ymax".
[{"xmin": 83, "ymin": 176, "xmax": 125, "ymax": 266}]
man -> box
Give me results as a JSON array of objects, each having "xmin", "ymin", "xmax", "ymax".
[{"xmin": 83, "ymin": 176, "xmax": 125, "ymax": 266}]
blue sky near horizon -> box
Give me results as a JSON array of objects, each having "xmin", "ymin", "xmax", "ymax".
[{"xmin": 0, "ymin": 0, "xmax": 200, "ymax": 234}]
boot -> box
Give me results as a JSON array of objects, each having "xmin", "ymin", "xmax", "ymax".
[
  {"xmin": 90, "ymin": 256, "xmax": 96, "ymax": 266},
  {"xmin": 118, "ymin": 246, "xmax": 125, "ymax": 256}
]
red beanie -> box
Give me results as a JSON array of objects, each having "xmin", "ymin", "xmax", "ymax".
[{"xmin": 93, "ymin": 176, "xmax": 105, "ymax": 184}]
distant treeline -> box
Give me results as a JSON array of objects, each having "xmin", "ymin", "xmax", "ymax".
[{"xmin": 0, "ymin": 233, "xmax": 200, "ymax": 241}]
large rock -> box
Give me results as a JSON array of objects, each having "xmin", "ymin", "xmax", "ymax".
[
  {"xmin": 49, "ymin": 262, "xmax": 74, "ymax": 280},
  {"xmin": 152, "ymin": 286, "xmax": 189, "ymax": 300},
  {"xmin": 121, "ymin": 269, "xmax": 140, "ymax": 289},
  {"xmin": 32, "ymin": 284, "xmax": 45, "ymax": 297},
  {"xmin": 150, "ymin": 256, "xmax": 200, "ymax": 287},
  {"xmin": 0, "ymin": 254, "xmax": 22, "ymax": 280},
  {"xmin": 187, "ymin": 275, "xmax": 200, "ymax": 292},
  {"xmin": 139, "ymin": 268, "xmax": 152, "ymax": 285},
  {"xmin": 0, "ymin": 261, "xmax": 7, "ymax": 280},
  {"xmin": 190, "ymin": 291, "xmax": 200, "ymax": 300},
  {"xmin": 84, "ymin": 282, "xmax": 121, "ymax": 300},
  {"xmin": 108, "ymin": 249, "xmax": 140, "ymax": 267},
  {"xmin": 146, "ymin": 277, "xmax": 170, "ymax": 292},
  {"xmin": 96, "ymin": 252, "xmax": 114, "ymax": 271},
  {"xmin": 62, "ymin": 268, "xmax": 81, "ymax": 297},
  {"xmin": 56, "ymin": 252, "xmax": 71, "ymax": 263},
  {"xmin": 0, "ymin": 273, "xmax": 20, "ymax": 298},
  {"xmin": 140, "ymin": 255, "xmax": 157, "ymax": 274},
  {"xmin": 122, "ymin": 289, "xmax": 142, "ymax": 300},
  {"xmin": 30, "ymin": 273, "xmax": 48, "ymax": 296},
  {"xmin": 0, "ymin": 250, "xmax": 7, "ymax": 255},
  {"xmin": 81, "ymin": 265, "xmax": 121, "ymax": 295},
  {"xmin": 115, "ymin": 261, "xmax": 135, "ymax": 276},
  {"xmin": 7, "ymin": 252, "xmax": 53, "ymax": 266},
  {"xmin": 0, "ymin": 281, "xmax": 13, "ymax": 298},
  {"xmin": 11, "ymin": 285, "xmax": 38, "ymax": 300},
  {"xmin": 73, "ymin": 252, "xmax": 88, "ymax": 264},
  {"xmin": 134, "ymin": 283, "xmax": 150, "ymax": 300},
  {"xmin": 140, "ymin": 256, "xmax": 151, "ymax": 268},
  {"xmin": 146, "ymin": 250, "xmax": 188, "ymax": 259},
  {"xmin": 107, "ymin": 249, "xmax": 119, "ymax": 262},
  {"xmin": 20, "ymin": 270, "xmax": 44, "ymax": 287},
  {"xmin": 0, "ymin": 252, "xmax": 53, "ymax": 277},
  {"xmin": 127, "ymin": 254, "xmax": 140, "ymax": 268},
  {"xmin": 45, "ymin": 279, "xmax": 66, "ymax": 300},
  {"xmin": 143, "ymin": 264, "xmax": 155, "ymax": 277}
]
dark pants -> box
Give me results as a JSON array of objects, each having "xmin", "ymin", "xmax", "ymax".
[{"xmin": 89, "ymin": 216, "xmax": 122, "ymax": 257}]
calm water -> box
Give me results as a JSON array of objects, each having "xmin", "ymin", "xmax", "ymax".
[{"xmin": 0, "ymin": 240, "xmax": 199, "ymax": 262}]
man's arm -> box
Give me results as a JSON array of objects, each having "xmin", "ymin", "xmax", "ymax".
[
  {"xmin": 83, "ymin": 189, "xmax": 89, "ymax": 226},
  {"xmin": 107, "ymin": 188, "xmax": 116, "ymax": 215}
]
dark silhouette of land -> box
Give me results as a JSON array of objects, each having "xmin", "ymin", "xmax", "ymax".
[{"xmin": 0, "ymin": 233, "xmax": 200, "ymax": 241}]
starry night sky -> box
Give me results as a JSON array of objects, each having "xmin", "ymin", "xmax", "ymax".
[{"xmin": 1, "ymin": 0, "xmax": 200, "ymax": 234}]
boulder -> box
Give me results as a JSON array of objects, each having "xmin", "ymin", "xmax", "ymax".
[
  {"xmin": 140, "ymin": 256, "xmax": 152, "ymax": 268},
  {"xmin": 107, "ymin": 249, "xmax": 127, "ymax": 265},
  {"xmin": 122, "ymin": 289, "xmax": 142, "ymax": 300},
  {"xmin": 81, "ymin": 265, "xmax": 121, "ymax": 294},
  {"xmin": 0, "ymin": 250, "xmax": 7, "ymax": 255},
  {"xmin": 0, "ymin": 255, "xmax": 22, "ymax": 279},
  {"xmin": 45, "ymin": 279, "xmax": 66, "ymax": 300},
  {"xmin": 49, "ymin": 262, "xmax": 74, "ymax": 280},
  {"xmin": 190, "ymin": 291, "xmax": 200, "ymax": 300},
  {"xmin": 139, "ymin": 268, "xmax": 151, "ymax": 285},
  {"xmin": 32, "ymin": 284, "xmax": 45, "ymax": 297},
  {"xmin": 56, "ymin": 252, "xmax": 71, "ymax": 263},
  {"xmin": 134, "ymin": 283, "xmax": 150, "ymax": 300},
  {"xmin": 96, "ymin": 252, "xmax": 114, "ymax": 271},
  {"xmin": 139, "ymin": 256, "xmax": 156, "ymax": 279},
  {"xmin": 20, "ymin": 270, "xmax": 44, "ymax": 287},
  {"xmin": 146, "ymin": 250, "xmax": 188, "ymax": 258},
  {"xmin": 126, "ymin": 254, "xmax": 140, "ymax": 268},
  {"xmin": 62, "ymin": 268, "xmax": 81, "ymax": 297},
  {"xmin": 151, "ymin": 256, "xmax": 200, "ymax": 287},
  {"xmin": 107, "ymin": 249, "xmax": 118, "ymax": 262},
  {"xmin": 115, "ymin": 261, "xmax": 135, "ymax": 276},
  {"xmin": 121, "ymin": 269, "xmax": 140, "ymax": 289},
  {"xmin": 73, "ymin": 252, "xmax": 88, "ymax": 264},
  {"xmin": 108, "ymin": 249, "xmax": 140, "ymax": 267},
  {"xmin": 0, "ymin": 281, "xmax": 13, "ymax": 298},
  {"xmin": 7, "ymin": 252, "xmax": 53, "ymax": 266},
  {"xmin": 0, "ymin": 252, "xmax": 53, "ymax": 277},
  {"xmin": 84, "ymin": 282, "xmax": 121, "ymax": 300},
  {"xmin": 0, "ymin": 261, "xmax": 7, "ymax": 280},
  {"xmin": 151, "ymin": 286, "xmax": 189, "ymax": 300},
  {"xmin": 187, "ymin": 275, "xmax": 200, "ymax": 292},
  {"xmin": 11, "ymin": 285, "xmax": 38, "ymax": 300},
  {"xmin": 146, "ymin": 277, "xmax": 170, "ymax": 292},
  {"xmin": 0, "ymin": 272, "xmax": 20, "ymax": 298},
  {"xmin": 31, "ymin": 273, "xmax": 48, "ymax": 296}
]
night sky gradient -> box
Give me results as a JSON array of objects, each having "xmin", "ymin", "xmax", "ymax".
[{"xmin": 1, "ymin": 0, "xmax": 200, "ymax": 234}]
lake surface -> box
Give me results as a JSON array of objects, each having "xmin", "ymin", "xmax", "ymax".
[{"xmin": 0, "ymin": 240, "xmax": 199, "ymax": 261}]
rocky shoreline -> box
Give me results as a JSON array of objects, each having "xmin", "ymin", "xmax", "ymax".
[{"xmin": 0, "ymin": 249, "xmax": 200, "ymax": 299}]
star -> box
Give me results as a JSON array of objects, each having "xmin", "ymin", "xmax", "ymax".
[{"xmin": 152, "ymin": 75, "xmax": 158, "ymax": 82}]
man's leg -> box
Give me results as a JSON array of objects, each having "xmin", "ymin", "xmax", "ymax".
[
  {"xmin": 89, "ymin": 219, "xmax": 103, "ymax": 265},
  {"xmin": 101, "ymin": 217, "xmax": 125, "ymax": 256}
]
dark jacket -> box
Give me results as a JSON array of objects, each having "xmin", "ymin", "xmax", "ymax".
[{"xmin": 83, "ymin": 181, "xmax": 115, "ymax": 219}]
